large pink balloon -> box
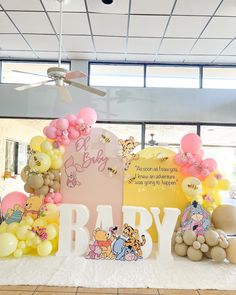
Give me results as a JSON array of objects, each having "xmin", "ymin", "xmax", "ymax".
[
  {"xmin": 181, "ymin": 133, "xmax": 202, "ymax": 154},
  {"xmin": 56, "ymin": 118, "xmax": 69, "ymax": 130},
  {"xmin": 201, "ymin": 158, "xmax": 217, "ymax": 173},
  {"xmin": 45, "ymin": 126, "xmax": 57, "ymax": 139},
  {"xmin": 77, "ymin": 108, "xmax": 97, "ymax": 125},
  {"xmin": 1, "ymin": 192, "xmax": 27, "ymax": 216}
]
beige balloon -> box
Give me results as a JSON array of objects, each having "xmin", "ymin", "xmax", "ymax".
[
  {"xmin": 226, "ymin": 238, "xmax": 236, "ymax": 264},
  {"xmin": 24, "ymin": 183, "xmax": 34, "ymax": 194},
  {"xmin": 204, "ymin": 230, "xmax": 219, "ymax": 247},
  {"xmin": 212, "ymin": 205, "xmax": 236, "ymax": 234},
  {"xmin": 187, "ymin": 246, "xmax": 203, "ymax": 261},
  {"xmin": 20, "ymin": 165, "xmax": 30, "ymax": 182},
  {"xmin": 27, "ymin": 174, "xmax": 44, "ymax": 189},
  {"xmin": 183, "ymin": 230, "xmax": 196, "ymax": 246},
  {"xmin": 35, "ymin": 185, "xmax": 49, "ymax": 196},
  {"xmin": 175, "ymin": 243, "xmax": 188, "ymax": 257},
  {"xmin": 211, "ymin": 246, "xmax": 226, "ymax": 262},
  {"xmin": 51, "ymin": 181, "xmax": 60, "ymax": 192}
]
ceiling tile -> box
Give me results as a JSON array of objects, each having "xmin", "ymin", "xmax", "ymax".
[
  {"xmin": 156, "ymin": 55, "xmax": 186, "ymax": 63},
  {"xmin": 174, "ymin": 0, "xmax": 221, "ymax": 15},
  {"xmin": 129, "ymin": 15, "xmax": 169, "ymax": 37},
  {"xmin": 24, "ymin": 34, "xmax": 59, "ymax": 51},
  {"xmin": 87, "ymin": 0, "xmax": 129, "ymax": 14},
  {"xmin": 35, "ymin": 51, "xmax": 68, "ymax": 60},
  {"xmin": 191, "ymin": 39, "xmax": 230, "ymax": 55},
  {"xmin": 49, "ymin": 12, "xmax": 90, "ymax": 35},
  {"xmin": 201, "ymin": 17, "xmax": 236, "ymax": 38},
  {"xmin": 42, "ymin": 0, "xmax": 86, "ymax": 12},
  {"xmin": 67, "ymin": 52, "xmax": 96, "ymax": 60},
  {"xmin": 216, "ymin": 0, "xmax": 236, "ymax": 16},
  {"xmin": 0, "ymin": 0, "xmax": 43, "ymax": 10},
  {"xmin": 62, "ymin": 35, "xmax": 94, "ymax": 52},
  {"xmin": 221, "ymin": 40, "xmax": 236, "ymax": 55},
  {"xmin": 96, "ymin": 53, "xmax": 126, "ymax": 61},
  {"xmin": 126, "ymin": 54, "xmax": 155, "ymax": 62},
  {"xmin": 214, "ymin": 55, "xmax": 236, "ymax": 64},
  {"xmin": 131, "ymin": 0, "xmax": 175, "ymax": 14},
  {"xmin": 0, "ymin": 34, "xmax": 30, "ymax": 50},
  {"xmin": 127, "ymin": 38, "xmax": 161, "ymax": 54},
  {"xmin": 184, "ymin": 55, "xmax": 216, "ymax": 63},
  {"xmin": 8, "ymin": 12, "xmax": 54, "ymax": 34},
  {"xmin": 159, "ymin": 39, "xmax": 196, "ymax": 54},
  {"xmin": 0, "ymin": 11, "xmax": 18, "ymax": 33},
  {"xmin": 0, "ymin": 50, "xmax": 37, "ymax": 59},
  {"xmin": 90, "ymin": 14, "xmax": 128, "ymax": 36},
  {"xmin": 94, "ymin": 36, "xmax": 126, "ymax": 52},
  {"xmin": 165, "ymin": 16, "xmax": 210, "ymax": 38}
]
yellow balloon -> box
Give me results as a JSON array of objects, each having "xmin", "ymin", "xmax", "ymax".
[
  {"xmin": 24, "ymin": 216, "xmax": 34, "ymax": 226},
  {"xmin": 16, "ymin": 225, "xmax": 30, "ymax": 241},
  {"xmin": 29, "ymin": 152, "xmax": 51, "ymax": 173},
  {"xmin": 26, "ymin": 230, "xmax": 36, "ymax": 240},
  {"xmin": 0, "ymin": 222, "xmax": 8, "ymax": 233},
  {"xmin": 26, "ymin": 239, "xmax": 33, "ymax": 247},
  {"xmin": 30, "ymin": 136, "xmax": 45, "ymax": 152},
  {"xmin": 218, "ymin": 179, "xmax": 230, "ymax": 191},
  {"xmin": 7, "ymin": 222, "xmax": 19, "ymax": 234},
  {"xmin": 33, "ymin": 218, "xmax": 46, "ymax": 227},
  {"xmin": 13, "ymin": 248, "xmax": 23, "ymax": 258},
  {"xmin": 50, "ymin": 238, "xmax": 58, "ymax": 252},
  {"xmin": 37, "ymin": 240, "xmax": 52, "ymax": 257},
  {"xmin": 41, "ymin": 204, "xmax": 59, "ymax": 223},
  {"xmin": 50, "ymin": 156, "xmax": 63, "ymax": 170},
  {"xmin": 182, "ymin": 177, "xmax": 202, "ymax": 197},
  {"xmin": 18, "ymin": 241, "xmax": 26, "ymax": 250},
  {"xmin": 0, "ymin": 233, "xmax": 18, "ymax": 257},
  {"xmin": 32, "ymin": 236, "xmax": 41, "ymax": 246},
  {"xmin": 205, "ymin": 176, "xmax": 218, "ymax": 188},
  {"xmin": 40, "ymin": 140, "xmax": 53, "ymax": 154},
  {"xmin": 46, "ymin": 224, "xmax": 57, "ymax": 240}
]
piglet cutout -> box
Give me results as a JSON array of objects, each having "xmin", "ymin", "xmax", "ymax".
[{"xmin": 64, "ymin": 156, "xmax": 83, "ymax": 188}]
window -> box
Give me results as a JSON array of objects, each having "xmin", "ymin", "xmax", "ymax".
[
  {"xmin": 89, "ymin": 64, "xmax": 145, "ymax": 87},
  {"xmin": 146, "ymin": 66, "xmax": 200, "ymax": 88},
  {"xmin": 1, "ymin": 61, "xmax": 70, "ymax": 84},
  {"xmin": 203, "ymin": 67, "xmax": 236, "ymax": 89},
  {"xmin": 145, "ymin": 124, "xmax": 198, "ymax": 151}
]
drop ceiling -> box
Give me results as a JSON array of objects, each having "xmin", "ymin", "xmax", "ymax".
[{"xmin": 0, "ymin": 0, "xmax": 236, "ymax": 64}]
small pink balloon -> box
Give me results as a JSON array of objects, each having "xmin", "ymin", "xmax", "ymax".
[
  {"xmin": 66, "ymin": 114, "xmax": 77, "ymax": 126},
  {"xmin": 44, "ymin": 196, "xmax": 54, "ymax": 204},
  {"xmin": 68, "ymin": 127, "xmax": 80, "ymax": 140},
  {"xmin": 61, "ymin": 138, "xmax": 70, "ymax": 145},
  {"xmin": 54, "ymin": 192, "xmax": 62, "ymax": 204},
  {"xmin": 56, "ymin": 118, "xmax": 69, "ymax": 130},
  {"xmin": 77, "ymin": 107, "xmax": 97, "ymax": 125},
  {"xmin": 181, "ymin": 133, "xmax": 202, "ymax": 154},
  {"xmin": 175, "ymin": 153, "xmax": 185, "ymax": 166},
  {"xmin": 50, "ymin": 119, "xmax": 57, "ymax": 127},
  {"xmin": 45, "ymin": 126, "xmax": 57, "ymax": 139},
  {"xmin": 201, "ymin": 158, "xmax": 217, "ymax": 173},
  {"xmin": 188, "ymin": 164, "xmax": 203, "ymax": 180},
  {"xmin": 1, "ymin": 191, "xmax": 27, "ymax": 216}
]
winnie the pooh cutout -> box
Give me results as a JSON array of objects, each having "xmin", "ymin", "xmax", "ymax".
[{"xmin": 61, "ymin": 128, "xmax": 124, "ymax": 233}]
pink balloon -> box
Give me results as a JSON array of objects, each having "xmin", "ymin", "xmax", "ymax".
[
  {"xmin": 50, "ymin": 120, "xmax": 57, "ymax": 127},
  {"xmin": 54, "ymin": 192, "xmax": 62, "ymax": 204},
  {"xmin": 45, "ymin": 126, "xmax": 57, "ymax": 139},
  {"xmin": 181, "ymin": 165, "xmax": 190, "ymax": 176},
  {"xmin": 68, "ymin": 127, "xmax": 80, "ymax": 140},
  {"xmin": 1, "ymin": 191, "xmax": 27, "ymax": 216},
  {"xmin": 181, "ymin": 133, "xmax": 202, "ymax": 154},
  {"xmin": 61, "ymin": 138, "xmax": 70, "ymax": 145},
  {"xmin": 77, "ymin": 108, "xmax": 97, "ymax": 125},
  {"xmin": 188, "ymin": 164, "xmax": 202, "ymax": 179},
  {"xmin": 56, "ymin": 118, "xmax": 69, "ymax": 130},
  {"xmin": 202, "ymin": 158, "xmax": 217, "ymax": 173},
  {"xmin": 175, "ymin": 153, "xmax": 186, "ymax": 166},
  {"xmin": 66, "ymin": 114, "xmax": 77, "ymax": 126},
  {"xmin": 44, "ymin": 195, "xmax": 54, "ymax": 204}
]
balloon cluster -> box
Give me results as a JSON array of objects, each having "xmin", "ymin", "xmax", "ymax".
[
  {"xmin": 0, "ymin": 204, "xmax": 59, "ymax": 258},
  {"xmin": 21, "ymin": 165, "xmax": 62, "ymax": 204},
  {"xmin": 43, "ymin": 108, "xmax": 97, "ymax": 146},
  {"xmin": 176, "ymin": 133, "xmax": 230, "ymax": 211}
]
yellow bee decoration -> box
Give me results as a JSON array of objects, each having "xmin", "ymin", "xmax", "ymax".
[
  {"xmin": 107, "ymin": 167, "xmax": 117, "ymax": 177},
  {"xmin": 187, "ymin": 184, "xmax": 199, "ymax": 190},
  {"xmin": 157, "ymin": 152, "xmax": 169, "ymax": 162},
  {"xmin": 100, "ymin": 134, "xmax": 111, "ymax": 144},
  {"xmin": 125, "ymin": 174, "xmax": 137, "ymax": 184}
]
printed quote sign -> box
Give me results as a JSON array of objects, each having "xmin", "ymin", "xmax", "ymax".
[
  {"xmin": 124, "ymin": 147, "xmax": 188, "ymax": 241},
  {"xmin": 61, "ymin": 128, "xmax": 124, "ymax": 232}
]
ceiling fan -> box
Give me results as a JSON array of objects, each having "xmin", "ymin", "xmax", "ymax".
[{"xmin": 14, "ymin": 0, "xmax": 106, "ymax": 101}]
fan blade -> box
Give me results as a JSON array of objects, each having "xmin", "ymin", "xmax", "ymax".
[
  {"xmin": 65, "ymin": 70, "xmax": 87, "ymax": 80},
  {"xmin": 64, "ymin": 79, "xmax": 106, "ymax": 97},
  {"xmin": 15, "ymin": 80, "xmax": 54, "ymax": 91},
  {"xmin": 12, "ymin": 70, "xmax": 48, "ymax": 78},
  {"xmin": 57, "ymin": 86, "xmax": 72, "ymax": 102}
]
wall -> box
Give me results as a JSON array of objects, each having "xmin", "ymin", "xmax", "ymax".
[{"xmin": 0, "ymin": 61, "xmax": 236, "ymax": 124}]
